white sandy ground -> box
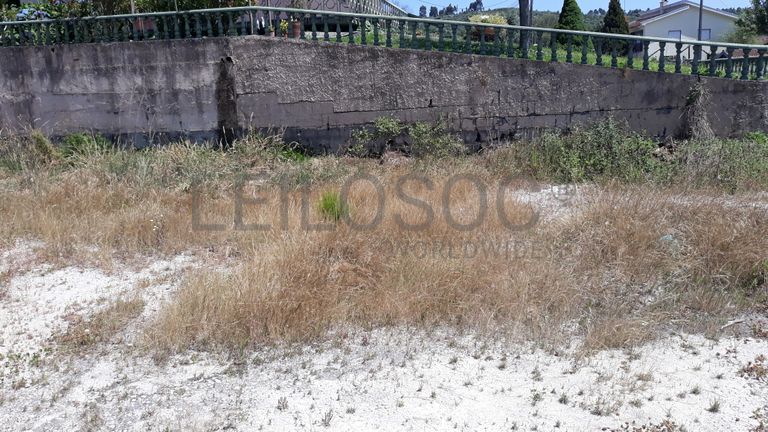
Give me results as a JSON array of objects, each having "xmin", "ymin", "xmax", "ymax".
[{"xmin": 0, "ymin": 241, "xmax": 766, "ymax": 432}]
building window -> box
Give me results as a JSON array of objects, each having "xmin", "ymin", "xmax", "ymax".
[
  {"xmin": 700, "ymin": 28, "xmax": 711, "ymax": 40},
  {"xmin": 668, "ymin": 30, "xmax": 682, "ymax": 39}
]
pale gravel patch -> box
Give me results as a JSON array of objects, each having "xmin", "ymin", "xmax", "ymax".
[{"xmin": 2, "ymin": 323, "xmax": 767, "ymax": 431}]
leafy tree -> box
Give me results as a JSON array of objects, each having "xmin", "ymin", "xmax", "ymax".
[
  {"xmin": 429, "ymin": 5, "xmax": 438, "ymax": 16},
  {"xmin": 600, "ymin": 0, "xmax": 629, "ymax": 53},
  {"xmin": 600, "ymin": 0, "xmax": 629, "ymax": 35},
  {"xmin": 737, "ymin": 0, "xmax": 768, "ymax": 36},
  {"xmin": 468, "ymin": 0, "xmax": 483, "ymax": 12},
  {"xmin": 135, "ymin": 0, "xmax": 245, "ymax": 12},
  {"xmin": 557, "ymin": 0, "xmax": 585, "ymax": 30},
  {"xmin": 555, "ymin": 0, "xmax": 586, "ymax": 43},
  {"xmin": 419, "ymin": 4, "xmax": 427, "ymax": 16}
]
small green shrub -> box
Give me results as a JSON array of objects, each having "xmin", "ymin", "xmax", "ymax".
[
  {"xmin": 373, "ymin": 117, "xmax": 404, "ymax": 137},
  {"xmin": 676, "ymin": 136, "xmax": 768, "ymax": 191},
  {"xmin": 31, "ymin": 131, "xmax": 60, "ymax": 164},
  {"xmin": 317, "ymin": 191, "xmax": 349, "ymax": 222},
  {"xmin": 233, "ymin": 132, "xmax": 307, "ymax": 163},
  {"xmin": 408, "ymin": 122, "xmax": 465, "ymax": 159},
  {"xmin": 744, "ymin": 131, "xmax": 768, "ymax": 145},
  {"xmin": 349, "ymin": 117, "xmax": 463, "ymax": 159},
  {"xmin": 527, "ymin": 118, "xmax": 664, "ymax": 183},
  {"xmin": 348, "ymin": 117, "xmax": 404, "ymax": 157},
  {"xmin": 0, "ymin": 130, "xmax": 60, "ymax": 173},
  {"xmin": 61, "ymin": 133, "xmax": 111, "ymax": 160}
]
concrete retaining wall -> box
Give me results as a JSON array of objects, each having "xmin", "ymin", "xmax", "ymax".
[{"xmin": 1, "ymin": 36, "xmax": 766, "ymax": 152}]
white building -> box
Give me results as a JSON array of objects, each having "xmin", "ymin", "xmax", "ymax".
[{"xmin": 629, "ymin": 0, "xmax": 738, "ymax": 59}]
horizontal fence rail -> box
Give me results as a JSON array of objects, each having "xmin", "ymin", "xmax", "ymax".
[{"xmin": 2, "ymin": 6, "xmax": 767, "ymax": 81}]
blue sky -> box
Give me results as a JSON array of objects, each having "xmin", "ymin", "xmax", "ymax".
[{"xmin": 395, "ymin": 0, "xmax": 751, "ymax": 13}]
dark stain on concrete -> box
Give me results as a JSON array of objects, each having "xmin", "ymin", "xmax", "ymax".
[{"xmin": 215, "ymin": 55, "xmax": 238, "ymax": 147}]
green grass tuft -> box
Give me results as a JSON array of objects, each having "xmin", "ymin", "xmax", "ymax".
[{"xmin": 317, "ymin": 191, "xmax": 349, "ymax": 222}]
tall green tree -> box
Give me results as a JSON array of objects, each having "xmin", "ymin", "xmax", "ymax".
[
  {"xmin": 601, "ymin": 0, "xmax": 629, "ymax": 35},
  {"xmin": 600, "ymin": 0, "xmax": 629, "ymax": 53},
  {"xmin": 555, "ymin": 0, "xmax": 586, "ymax": 43},
  {"xmin": 737, "ymin": 0, "xmax": 768, "ymax": 35}
]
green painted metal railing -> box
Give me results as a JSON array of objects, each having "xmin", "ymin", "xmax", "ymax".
[{"xmin": 1, "ymin": 6, "xmax": 766, "ymax": 81}]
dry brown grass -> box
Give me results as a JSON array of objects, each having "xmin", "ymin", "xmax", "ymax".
[
  {"xmin": 1, "ymin": 133, "xmax": 766, "ymax": 355},
  {"xmin": 58, "ymin": 297, "xmax": 145, "ymax": 350},
  {"xmin": 145, "ymin": 182, "xmax": 768, "ymax": 354}
]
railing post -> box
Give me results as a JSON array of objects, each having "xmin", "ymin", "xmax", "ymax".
[
  {"xmin": 398, "ymin": 19, "xmax": 404, "ymax": 47},
  {"xmin": 674, "ymin": 42, "xmax": 682, "ymax": 73},
  {"xmin": 410, "ymin": 21, "xmax": 416, "ymax": 49},
  {"xmin": 692, "ymin": 44, "xmax": 701, "ymax": 75},
  {"xmin": 610, "ymin": 39, "xmax": 618, "ymax": 68},
  {"xmin": 385, "ymin": 19, "xmax": 392, "ymax": 47},
  {"xmin": 479, "ymin": 25, "xmax": 486, "ymax": 55},
  {"xmin": 565, "ymin": 34, "xmax": 573, "ymax": 63},
  {"xmin": 658, "ymin": 41, "xmax": 666, "ymax": 72},
  {"xmin": 216, "ymin": 13, "xmax": 224, "ymax": 36},
  {"xmin": 642, "ymin": 40, "xmax": 649, "ymax": 71},
  {"xmin": 311, "ymin": 14, "xmax": 318, "ymax": 41},
  {"xmin": 581, "ymin": 36, "xmax": 588, "ymax": 64},
  {"xmin": 595, "ymin": 37, "xmax": 603, "ymax": 66},
  {"xmin": 757, "ymin": 48, "xmax": 766, "ymax": 80},
  {"xmin": 535, "ymin": 31, "xmax": 543, "ymax": 61},
  {"xmin": 627, "ymin": 40, "xmax": 634, "ymax": 69},
  {"xmin": 206, "ymin": 13, "xmax": 213, "ymax": 37},
  {"xmin": 373, "ymin": 18, "xmax": 380, "ymax": 46},
  {"xmin": 464, "ymin": 25, "xmax": 472, "ymax": 53},
  {"xmin": 521, "ymin": 29, "xmax": 529, "ymax": 59},
  {"xmin": 708, "ymin": 45, "xmax": 718, "ymax": 76},
  {"xmin": 438, "ymin": 23, "xmax": 444, "ymax": 52},
  {"xmin": 550, "ymin": 31, "xmax": 557, "ymax": 62},
  {"xmin": 725, "ymin": 47, "xmax": 734, "ymax": 79},
  {"xmin": 741, "ymin": 46, "xmax": 751, "ymax": 80},
  {"xmin": 451, "ymin": 24, "xmax": 458, "ymax": 52},
  {"xmin": 361, "ymin": 17, "xmax": 367, "ymax": 45},
  {"xmin": 160, "ymin": 15, "xmax": 169, "ymax": 39},
  {"xmin": 227, "ymin": 12, "xmax": 236, "ymax": 37}
]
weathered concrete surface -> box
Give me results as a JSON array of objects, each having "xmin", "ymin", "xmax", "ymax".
[{"xmin": 1, "ymin": 36, "xmax": 766, "ymax": 151}]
